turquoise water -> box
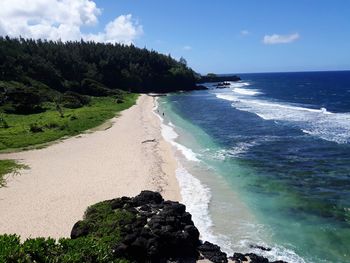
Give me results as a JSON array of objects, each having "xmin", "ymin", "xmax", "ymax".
[{"xmin": 157, "ymin": 71, "xmax": 350, "ymax": 263}]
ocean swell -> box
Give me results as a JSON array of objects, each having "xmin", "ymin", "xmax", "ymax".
[{"xmin": 215, "ymin": 91, "xmax": 350, "ymax": 144}]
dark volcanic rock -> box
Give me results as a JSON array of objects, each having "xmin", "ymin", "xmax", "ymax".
[
  {"xmin": 70, "ymin": 220, "xmax": 90, "ymax": 239},
  {"xmin": 230, "ymin": 253, "xmax": 248, "ymax": 262},
  {"xmin": 198, "ymin": 241, "xmax": 227, "ymax": 263},
  {"xmin": 197, "ymin": 74, "xmax": 241, "ymax": 83},
  {"xmin": 71, "ymin": 190, "xmax": 288, "ymax": 263},
  {"xmin": 71, "ymin": 190, "xmax": 200, "ymax": 262},
  {"xmin": 131, "ymin": 190, "xmax": 164, "ymax": 205},
  {"xmin": 249, "ymin": 244, "xmax": 272, "ymax": 251},
  {"xmin": 215, "ymin": 82, "xmax": 231, "ymax": 88},
  {"xmin": 229, "ymin": 252, "xmax": 288, "ymax": 263},
  {"xmin": 194, "ymin": 84, "xmax": 209, "ymax": 90}
]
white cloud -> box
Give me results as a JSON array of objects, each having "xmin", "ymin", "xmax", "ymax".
[
  {"xmin": 85, "ymin": 14, "xmax": 143, "ymax": 44},
  {"xmin": 183, "ymin": 45, "xmax": 192, "ymax": 51},
  {"xmin": 263, "ymin": 33, "xmax": 300, "ymax": 44},
  {"xmin": 0, "ymin": 0, "xmax": 143, "ymax": 44},
  {"xmin": 240, "ymin": 30, "xmax": 250, "ymax": 36}
]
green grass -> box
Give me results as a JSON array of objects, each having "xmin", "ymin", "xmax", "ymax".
[
  {"xmin": 0, "ymin": 200, "xmax": 134, "ymax": 262},
  {"xmin": 0, "ymin": 234, "xmax": 130, "ymax": 263},
  {"xmin": 0, "ymin": 160, "xmax": 27, "ymax": 187},
  {"xmin": 0, "ymin": 94, "xmax": 138, "ymax": 152}
]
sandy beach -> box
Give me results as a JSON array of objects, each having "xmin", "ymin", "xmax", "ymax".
[{"xmin": 0, "ymin": 95, "xmax": 180, "ymax": 239}]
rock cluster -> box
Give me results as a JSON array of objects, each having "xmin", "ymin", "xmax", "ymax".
[
  {"xmin": 215, "ymin": 82, "xmax": 231, "ymax": 88},
  {"xmin": 230, "ymin": 253, "xmax": 287, "ymax": 263},
  {"xmin": 71, "ymin": 191, "xmax": 288, "ymax": 263},
  {"xmin": 72, "ymin": 191, "xmax": 200, "ymax": 262}
]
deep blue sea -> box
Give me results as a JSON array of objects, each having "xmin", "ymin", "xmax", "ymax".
[{"xmin": 157, "ymin": 71, "xmax": 350, "ymax": 263}]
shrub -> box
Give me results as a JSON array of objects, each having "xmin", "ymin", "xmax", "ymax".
[
  {"xmin": 61, "ymin": 91, "xmax": 90, "ymax": 109},
  {"xmin": 0, "ymin": 235, "xmax": 128, "ymax": 263},
  {"xmin": 22, "ymin": 237, "xmax": 60, "ymax": 262},
  {"xmin": 0, "ymin": 115, "xmax": 9, "ymax": 128},
  {"xmin": 29, "ymin": 123, "xmax": 44, "ymax": 133},
  {"xmin": 2, "ymin": 83, "xmax": 44, "ymax": 114},
  {"xmin": 0, "ymin": 234, "xmax": 28, "ymax": 262},
  {"xmin": 45, "ymin": 122, "xmax": 59, "ymax": 129},
  {"xmin": 79, "ymin": 79, "xmax": 114, "ymax": 97}
]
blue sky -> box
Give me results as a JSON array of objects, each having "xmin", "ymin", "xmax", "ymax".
[
  {"xmin": 1, "ymin": 0, "xmax": 349, "ymax": 74},
  {"xmin": 94, "ymin": 0, "xmax": 350, "ymax": 74}
]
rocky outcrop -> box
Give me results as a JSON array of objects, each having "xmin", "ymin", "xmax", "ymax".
[
  {"xmin": 72, "ymin": 191, "xmax": 200, "ymax": 262},
  {"xmin": 71, "ymin": 191, "xmax": 288, "ymax": 263},
  {"xmin": 230, "ymin": 253, "xmax": 287, "ymax": 263},
  {"xmin": 197, "ymin": 75, "xmax": 241, "ymax": 84},
  {"xmin": 215, "ymin": 82, "xmax": 231, "ymax": 88},
  {"xmin": 198, "ymin": 241, "xmax": 228, "ymax": 262}
]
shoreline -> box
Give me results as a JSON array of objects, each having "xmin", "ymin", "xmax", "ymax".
[{"xmin": 0, "ymin": 94, "xmax": 181, "ymax": 239}]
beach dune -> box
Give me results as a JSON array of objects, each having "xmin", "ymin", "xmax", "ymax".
[{"xmin": 0, "ymin": 95, "xmax": 180, "ymax": 239}]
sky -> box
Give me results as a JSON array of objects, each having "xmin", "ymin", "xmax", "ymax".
[{"xmin": 0, "ymin": 0, "xmax": 349, "ymax": 74}]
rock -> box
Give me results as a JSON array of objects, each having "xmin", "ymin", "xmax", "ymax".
[
  {"xmin": 71, "ymin": 191, "xmax": 289, "ymax": 263},
  {"xmin": 70, "ymin": 220, "xmax": 90, "ymax": 239},
  {"xmin": 198, "ymin": 241, "xmax": 228, "ymax": 263},
  {"xmin": 229, "ymin": 252, "xmax": 286, "ymax": 263},
  {"xmin": 131, "ymin": 190, "xmax": 164, "ymax": 206},
  {"xmin": 215, "ymin": 82, "xmax": 231, "ymax": 88},
  {"xmin": 245, "ymin": 253, "xmax": 269, "ymax": 263},
  {"xmin": 194, "ymin": 84, "xmax": 209, "ymax": 90},
  {"xmin": 249, "ymin": 244, "xmax": 272, "ymax": 251},
  {"xmin": 72, "ymin": 191, "xmax": 200, "ymax": 262},
  {"xmin": 197, "ymin": 74, "xmax": 241, "ymax": 83},
  {"xmin": 229, "ymin": 253, "xmax": 248, "ymax": 262}
]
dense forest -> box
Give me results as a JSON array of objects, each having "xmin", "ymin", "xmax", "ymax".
[{"xmin": 0, "ymin": 37, "xmax": 201, "ymax": 114}]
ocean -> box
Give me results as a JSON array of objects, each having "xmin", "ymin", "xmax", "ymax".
[{"xmin": 155, "ymin": 71, "xmax": 350, "ymax": 263}]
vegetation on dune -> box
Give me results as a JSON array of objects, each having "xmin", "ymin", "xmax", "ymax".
[
  {"xmin": 0, "ymin": 94, "xmax": 138, "ymax": 151},
  {"xmin": 0, "ymin": 232, "xmax": 129, "ymax": 263},
  {"xmin": 0, "ymin": 160, "xmax": 27, "ymax": 187},
  {"xmin": 0, "ymin": 198, "xmax": 135, "ymax": 263}
]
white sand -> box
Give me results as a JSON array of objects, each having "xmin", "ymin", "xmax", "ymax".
[{"xmin": 0, "ymin": 95, "xmax": 180, "ymax": 239}]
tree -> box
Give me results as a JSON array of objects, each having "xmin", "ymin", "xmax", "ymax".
[{"xmin": 179, "ymin": 57, "xmax": 187, "ymax": 66}]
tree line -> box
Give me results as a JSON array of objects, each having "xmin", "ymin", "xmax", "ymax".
[{"xmin": 0, "ymin": 37, "xmax": 201, "ymax": 114}]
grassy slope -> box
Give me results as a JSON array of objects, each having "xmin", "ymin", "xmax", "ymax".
[{"xmin": 0, "ymin": 94, "xmax": 138, "ymax": 152}]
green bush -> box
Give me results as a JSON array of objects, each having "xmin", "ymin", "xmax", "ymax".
[
  {"xmin": 29, "ymin": 123, "xmax": 44, "ymax": 133},
  {"xmin": 44, "ymin": 122, "xmax": 60, "ymax": 129},
  {"xmin": 0, "ymin": 200, "xmax": 137, "ymax": 262},
  {"xmin": 61, "ymin": 91, "xmax": 90, "ymax": 109},
  {"xmin": 0, "ymin": 235, "xmax": 129, "ymax": 263},
  {"xmin": 0, "ymin": 115, "xmax": 9, "ymax": 128},
  {"xmin": 5, "ymin": 88, "xmax": 44, "ymax": 114},
  {"xmin": 79, "ymin": 79, "xmax": 114, "ymax": 97}
]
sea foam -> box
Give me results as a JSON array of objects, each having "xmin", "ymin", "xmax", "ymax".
[
  {"xmin": 155, "ymin": 97, "xmax": 307, "ymax": 262},
  {"xmin": 216, "ymin": 91, "xmax": 350, "ymax": 144},
  {"xmin": 175, "ymin": 165, "xmax": 217, "ymax": 243},
  {"xmin": 154, "ymin": 98, "xmax": 217, "ymax": 244}
]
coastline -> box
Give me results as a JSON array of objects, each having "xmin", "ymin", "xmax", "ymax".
[{"xmin": 0, "ymin": 94, "xmax": 181, "ymax": 239}]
